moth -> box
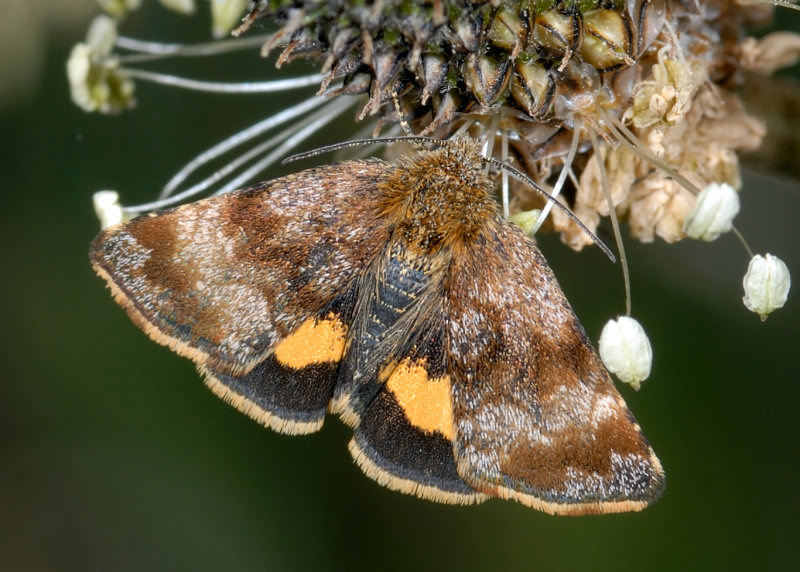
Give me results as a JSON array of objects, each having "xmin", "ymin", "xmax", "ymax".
[{"xmin": 90, "ymin": 137, "xmax": 665, "ymax": 515}]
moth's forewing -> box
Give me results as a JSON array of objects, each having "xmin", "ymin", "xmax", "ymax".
[
  {"xmin": 90, "ymin": 160, "xmax": 394, "ymax": 432},
  {"xmin": 445, "ymin": 220, "xmax": 665, "ymax": 515}
]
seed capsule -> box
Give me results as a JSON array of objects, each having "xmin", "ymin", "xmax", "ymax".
[
  {"xmin": 489, "ymin": 5, "xmax": 527, "ymax": 57},
  {"xmin": 510, "ymin": 58, "xmax": 556, "ymax": 118},
  {"xmin": 421, "ymin": 53, "xmax": 448, "ymax": 104},
  {"xmin": 532, "ymin": 5, "xmax": 583, "ymax": 69},
  {"xmin": 630, "ymin": 0, "xmax": 667, "ymax": 56},
  {"xmin": 464, "ymin": 53, "xmax": 511, "ymax": 106},
  {"xmin": 450, "ymin": 13, "xmax": 480, "ymax": 53},
  {"xmin": 580, "ymin": 8, "xmax": 634, "ymax": 72}
]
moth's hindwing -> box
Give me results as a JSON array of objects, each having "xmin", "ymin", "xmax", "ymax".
[
  {"xmin": 199, "ymin": 288, "xmax": 357, "ymax": 435},
  {"xmin": 332, "ymin": 242, "xmax": 442, "ymax": 424},
  {"xmin": 445, "ymin": 220, "xmax": 666, "ymax": 515},
  {"xmin": 348, "ymin": 317, "xmax": 488, "ymax": 505}
]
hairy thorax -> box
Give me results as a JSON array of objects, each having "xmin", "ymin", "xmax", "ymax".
[{"xmin": 378, "ymin": 140, "xmax": 500, "ymax": 256}]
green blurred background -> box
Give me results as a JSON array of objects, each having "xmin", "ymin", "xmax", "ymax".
[{"xmin": 2, "ymin": 2, "xmax": 799, "ymax": 570}]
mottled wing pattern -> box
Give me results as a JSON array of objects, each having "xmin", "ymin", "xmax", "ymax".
[
  {"xmin": 444, "ymin": 219, "xmax": 665, "ymax": 515},
  {"xmin": 91, "ymin": 160, "xmax": 394, "ymax": 433}
]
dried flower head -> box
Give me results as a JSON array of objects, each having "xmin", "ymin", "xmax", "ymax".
[
  {"xmin": 68, "ymin": 0, "xmax": 798, "ymax": 378},
  {"xmin": 234, "ymin": 0, "xmax": 798, "ymax": 252},
  {"xmin": 69, "ymin": 2, "xmax": 800, "ymax": 241}
]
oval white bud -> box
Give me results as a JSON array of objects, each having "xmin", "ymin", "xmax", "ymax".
[
  {"xmin": 97, "ymin": 0, "xmax": 142, "ymax": 19},
  {"xmin": 93, "ymin": 190, "xmax": 125, "ymax": 229},
  {"xmin": 682, "ymin": 182, "xmax": 740, "ymax": 241},
  {"xmin": 742, "ymin": 254, "xmax": 791, "ymax": 320},
  {"xmin": 212, "ymin": 0, "xmax": 250, "ymax": 38},
  {"xmin": 509, "ymin": 209, "xmax": 541, "ymax": 237},
  {"xmin": 598, "ymin": 316, "xmax": 653, "ymax": 390},
  {"xmin": 67, "ymin": 16, "xmax": 136, "ymax": 114},
  {"xmin": 159, "ymin": 0, "xmax": 197, "ymax": 15},
  {"xmin": 86, "ymin": 14, "xmax": 119, "ymax": 55}
]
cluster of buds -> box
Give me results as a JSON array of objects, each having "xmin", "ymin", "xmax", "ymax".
[{"xmin": 71, "ymin": 0, "xmax": 798, "ymax": 388}]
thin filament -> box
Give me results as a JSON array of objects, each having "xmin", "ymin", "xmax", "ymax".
[
  {"xmin": 118, "ymin": 68, "xmax": 326, "ymax": 94},
  {"xmin": 589, "ymin": 129, "xmax": 631, "ymax": 315},
  {"xmin": 160, "ymin": 95, "xmax": 328, "ymax": 199},
  {"xmin": 531, "ymin": 117, "xmax": 582, "ymax": 234}
]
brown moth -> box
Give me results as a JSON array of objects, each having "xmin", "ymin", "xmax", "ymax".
[{"xmin": 90, "ymin": 137, "xmax": 664, "ymax": 515}]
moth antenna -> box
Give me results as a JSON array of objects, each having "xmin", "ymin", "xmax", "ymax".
[
  {"xmin": 285, "ymin": 93, "xmax": 428, "ymax": 163},
  {"xmin": 762, "ymin": 0, "xmax": 800, "ymax": 11},
  {"xmin": 282, "ymin": 135, "xmax": 446, "ymax": 163},
  {"xmin": 486, "ymin": 157, "xmax": 616, "ymax": 262}
]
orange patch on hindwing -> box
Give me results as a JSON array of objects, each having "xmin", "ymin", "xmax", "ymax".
[
  {"xmin": 273, "ymin": 315, "xmax": 347, "ymax": 369},
  {"xmin": 385, "ymin": 359, "xmax": 453, "ymax": 439}
]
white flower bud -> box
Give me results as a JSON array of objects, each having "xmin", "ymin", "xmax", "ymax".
[
  {"xmin": 160, "ymin": 0, "xmax": 196, "ymax": 15},
  {"xmin": 742, "ymin": 254, "xmax": 791, "ymax": 320},
  {"xmin": 93, "ymin": 191, "xmax": 126, "ymax": 229},
  {"xmin": 598, "ymin": 316, "xmax": 653, "ymax": 390},
  {"xmin": 682, "ymin": 182, "xmax": 740, "ymax": 241},
  {"xmin": 96, "ymin": 0, "xmax": 142, "ymax": 19},
  {"xmin": 67, "ymin": 16, "xmax": 135, "ymax": 114},
  {"xmin": 509, "ymin": 209, "xmax": 541, "ymax": 237},
  {"xmin": 212, "ymin": 0, "xmax": 249, "ymax": 38},
  {"xmin": 86, "ymin": 14, "xmax": 118, "ymax": 56},
  {"xmin": 67, "ymin": 44, "xmax": 94, "ymax": 111}
]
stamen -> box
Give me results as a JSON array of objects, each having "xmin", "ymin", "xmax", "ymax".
[
  {"xmin": 600, "ymin": 107, "xmax": 758, "ymax": 259},
  {"xmin": 588, "ymin": 128, "xmax": 631, "ymax": 315},
  {"xmin": 531, "ymin": 117, "xmax": 582, "ymax": 234},
  {"xmin": 599, "ymin": 108, "xmax": 702, "ymax": 195},
  {"xmin": 214, "ymin": 96, "xmax": 356, "ymax": 195},
  {"xmin": 116, "ymin": 34, "xmax": 272, "ymax": 62},
  {"xmin": 487, "ymin": 157, "xmax": 616, "ymax": 262},
  {"xmin": 161, "ymin": 95, "xmax": 329, "ymax": 198},
  {"xmin": 122, "ymin": 96, "xmax": 354, "ymax": 214},
  {"xmin": 117, "ymin": 68, "xmax": 326, "ymax": 94},
  {"xmin": 501, "ymin": 129, "xmax": 509, "ymax": 218}
]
